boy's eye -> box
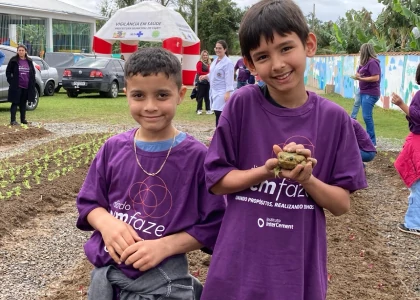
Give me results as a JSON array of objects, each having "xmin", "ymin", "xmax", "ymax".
[
  {"xmin": 256, "ymin": 55, "xmax": 268, "ymax": 61},
  {"xmin": 157, "ymin": 93, "xmax": 169, "ymax": 99},
  {"xmin": 282, "ymin": 46, "xmax": 293, "ymax": 52}
]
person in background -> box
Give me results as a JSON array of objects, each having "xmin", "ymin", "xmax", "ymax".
[
  {"xmin": 6, "ymin": 44, "xmax": 36, "ymax": 126},
  {"xmin": 234, "ymin": 57, "xmax": 251, "ymax": 89},
  {"xmin": 201, "ymin": 0, "xmax": 367, "ymax": 299},
  {"xmin": 76, "ymin": 48, "xmax": 225, "ymax": 299},
  {"xmin": 350, "ymin": 88, "xmax": 361, "ymax": 119},
  {"xmin": 391, "ymin": 63, "xmax": 420, "ymax": 236},
  {"xmin": 199, "ymin": 40, "xmax": 234, "ymax": 127},
  {"xmin": 351, "ymin": 118, "xmax": 376, "ymax": 169},
  {"xmin": 0, "ymin": 50, "xmax": 5, "ymax": 66},
  {"xmin": 120, "ymin": 54, "xmax": 125, "ymax": 61},
  {"xmin": 353, "ymin": 43, "xmax": 381, "ymax": 146},
  {"xmin": 195, "ymin": 50, "xmax": 212, "ymax": 115}
]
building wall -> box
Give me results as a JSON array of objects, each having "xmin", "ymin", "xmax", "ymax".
[{"xmin": 305, "ymin": 54, "xmax": 420, "ymax": 109}]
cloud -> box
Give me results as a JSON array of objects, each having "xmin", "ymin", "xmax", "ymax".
[{"xmin": 235, "ymin": 0, "xmax": 385, "ymax": 21}]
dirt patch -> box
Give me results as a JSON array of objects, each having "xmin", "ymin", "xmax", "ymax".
[
  {"xmin": 0, "ymin": 126, "xmax": 418, "ymax": 300},
  {"xmin": 0, "ymin": 124, "xmax": 51, "ymax": 148}
]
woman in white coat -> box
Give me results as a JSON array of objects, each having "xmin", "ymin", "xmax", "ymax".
[{"xmin": 199, "ymin": 40, "xmax": 234, "ymax": 126}]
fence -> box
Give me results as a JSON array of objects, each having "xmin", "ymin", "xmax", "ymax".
[{"xmin": 304, "ymin": 54, "xmax": 420, "ymax": 109}]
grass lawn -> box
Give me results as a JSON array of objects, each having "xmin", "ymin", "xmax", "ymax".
[{"xmin": 0, "ymin": 89, "xmax": 409, "ymax": 140}]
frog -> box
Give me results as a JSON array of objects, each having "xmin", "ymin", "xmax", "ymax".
[{"xmin": 273, "ymin": 151, "xmax": 307, "ymax": 177}]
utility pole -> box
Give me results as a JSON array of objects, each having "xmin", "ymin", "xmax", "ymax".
[
  {"xmin": 195, "ymin": 0, "xmax": 198, "ymax": 35},
  {"xmin": 311, "ymin": 3, "xmax": 315, "ymax": 30}
]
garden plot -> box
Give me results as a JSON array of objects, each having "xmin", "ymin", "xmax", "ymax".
[{"xmin": 0, "ymin": 124, "xmax": 418, "ymax": 300}]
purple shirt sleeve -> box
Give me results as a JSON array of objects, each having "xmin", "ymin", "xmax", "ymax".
[
  {"xmin": 409, "ymin": 91, "xmax": 420, "ymax": 125},
  {"xmin": 351, "ymin": 119, "xmax": 377, "ymax": 152},
  {"xmin": 366, "ymin": 59, "xmax": 380, "ymax": 76}
]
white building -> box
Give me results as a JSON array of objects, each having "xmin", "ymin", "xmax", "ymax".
[{"xmin": 0, "ymin": 0, "xmax": 105, "ymax": 56}]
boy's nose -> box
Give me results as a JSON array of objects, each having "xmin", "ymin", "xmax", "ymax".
[
  {"xmin": 272, "ymin": 57, "xmax": 286, "ymax": 72},
  {"xmin": 144, "ymin": 99, "xmax": 158, "ymax": 111}
]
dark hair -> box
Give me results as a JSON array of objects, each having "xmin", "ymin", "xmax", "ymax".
[
  {"xmin": 416, "ymin": 63, "xmax": 420, "ymax": 85},
  {"xmin": 16, "ymin": 44, "xmax": 31, "ymax": 60},
  {"xmin": 239, "ymin": 0, "xmax": 309, "ymax": 63},
  {"xmin": 216, "ymin": 40, "xmax": 229, "ymax": 57},
  {"xmin": 124, "ymin": 47, "xmax": 182, "ymax": 88}
]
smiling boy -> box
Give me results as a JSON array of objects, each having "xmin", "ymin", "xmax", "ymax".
[
  {"xmin": 76, "ymin": 48, "xmax": 225, "ymax": 299},
  {"xmin": 201, "ymin": 1, "xmax": 367, "ymax": 299}
]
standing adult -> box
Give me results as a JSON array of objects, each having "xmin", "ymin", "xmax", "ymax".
[
  {"xmin": 353, "ymin": 43, "xmax": 381, "ymax": 146},
  {"xmin": 6, "ymin": 44, "xmax": 36, "ymax": 125},
  {"xmin": 199, "ymin": 40, "xmax": 234, "ymax": 127},
  {"xmin": 234, "ymin": 57, "xmax": 250, "ymax": 89},
  {"xmin": 195, "ymin": 50, "xmax": 212, "ymax": 115}
]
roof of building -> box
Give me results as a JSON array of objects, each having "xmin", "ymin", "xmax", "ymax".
[{"xmin": 0, "ymin": 0, "xmax": 105, "ymax": 20}]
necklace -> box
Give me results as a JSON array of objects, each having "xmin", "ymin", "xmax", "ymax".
[{"xmin": 133, "ymin": 128, "xmax": 177, "ymax": 176}]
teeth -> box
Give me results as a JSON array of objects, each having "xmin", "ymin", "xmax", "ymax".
[{"xmin": 278, "ymin": 72, "xmax": 291, "ymax": 79}]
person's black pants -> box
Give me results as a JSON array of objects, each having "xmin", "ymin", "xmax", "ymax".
[
  {"xmin": 215, "ymin": 110, "xmax": 222, "ymax": 127},
  {"xmin": 196, "ymin": 83, "xmax": 210, "ymax": 111},
  {"xmin": 11, "ymin": 88, "xmax": 28, "ymax": 123}
]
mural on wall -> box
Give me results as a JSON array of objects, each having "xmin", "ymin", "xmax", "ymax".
[{"xmin": 305, "ymin": 54, "xmax": 420, "ymax": 109}]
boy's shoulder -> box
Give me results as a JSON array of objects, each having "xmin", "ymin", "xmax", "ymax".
[{"xmin": 103, "ymin": 128, "xmax": 136, "ymax": 149}]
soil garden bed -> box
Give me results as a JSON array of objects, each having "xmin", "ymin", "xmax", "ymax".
[{"xmin": 0, "ymin": 124, "xmax": 419, "ymax": 300}]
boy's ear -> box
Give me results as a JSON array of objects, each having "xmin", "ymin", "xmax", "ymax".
[
  {"xmin": 243, "ymin": 57, "xmax": 256, "ymax": 74},
  {"xmin": 305, "ymin": 32, "xmax": 317, "ymax": 57},
  {"xmin": 178, "ymin": 85, "xmax": 187, "ymax": 104},
  {"xmin": 123, "ymin": 87, "xmax": 127, "ymax": 95}
]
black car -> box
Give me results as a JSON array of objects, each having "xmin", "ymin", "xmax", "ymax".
[{"xmin": 62, "ymin": 57, "xmax": 125, "ymax": 98}]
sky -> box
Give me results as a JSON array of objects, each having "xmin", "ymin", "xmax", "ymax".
[{"xmin": 62, "ymin": 0, "xmax": 385, "ymax": 22}]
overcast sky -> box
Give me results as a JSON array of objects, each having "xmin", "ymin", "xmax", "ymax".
[{"xmin": 63, "ymin": 0, "xmax": 385, "ymax": 22}]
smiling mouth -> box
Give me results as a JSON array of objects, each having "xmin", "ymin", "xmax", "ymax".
[{"xmin": 275, "ymin": 71, "xmax": 292, "ymax": 80}]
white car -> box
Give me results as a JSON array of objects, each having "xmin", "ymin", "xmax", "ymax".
[{"xmin": 30, "ymin": 56, "xmax": 59, "ymax": 96}]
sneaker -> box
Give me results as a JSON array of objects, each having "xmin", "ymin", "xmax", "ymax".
[
  {"xmin": 10, "ymin": 121, "xmax": 19, "ymax": 126},
  {"xmin": 21, "ymin": 120, "xmax": 28, "ymax": 125},
  {"xmin": 397, "ymin": 223, "xmax": 420, "ymax": 236},
  {"xmin": 197, "ymin": 110, "xmax": 203, "ymax": 115},
  {"xmin": 206, "ymin": 111, "xmax": 214, "ymax": 115}
]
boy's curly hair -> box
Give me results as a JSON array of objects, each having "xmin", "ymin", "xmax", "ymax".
[
  {"xmin": 239, "ymin": 0, "xmax": 309, "ymax": 63},
  {"xmin": 125, "ymin": 47, "xmax": 182, "ymax": 88}
]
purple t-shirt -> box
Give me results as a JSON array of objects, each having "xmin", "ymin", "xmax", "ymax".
[
  {"xmin": 407, "ymin": 90, "xmax": 420, "ymax": 134},
  {"xmin": 202, "ymin": 85, "xmax": 367, "ymax": 300},
  {"xmin": 358, "ymin": 59, "xmax": 381, "ymax": 96},
  {"xmin": 18, "ymin": 58, "xmax": 30, "ymax": 89},
  {"xmin": 351, "ymin": 119, "xmax": 377, "ymax": 152},
  {"xmin": 76, "ymin": 130, "xmax": 226, "ymax": 279},
  {"xmin": 234, "ymin": 58, "xmax": 250, "ymax": 82}
]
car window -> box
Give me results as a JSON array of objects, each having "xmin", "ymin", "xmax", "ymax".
[
  {"xmin": 114, "ymin": 60, "xmax": 124, "ymax": 72},
  {"xmin": 109, "ymin": 61, "xmax": 118, "ymax": 72},
  {"xmin": 1, "ymin": 49, "xmax": 16, "ymax": 65},
  {"xmin": 118, "ymin": 60, "xmax": 125, "ymax": 70},
  {"xmin": 34, "ymin": 60, "xmax": 45, "ymax": 70},
  {"xmin": 73, "ymin": 58, "xmax": 109, "ymax": 68}
]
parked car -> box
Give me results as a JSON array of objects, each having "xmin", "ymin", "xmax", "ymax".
[
  {"xmin": 30, "ymin": 56, "xmax": 59, "ymax": 96},
  {"xmin": 62, "ymin": 57, "xmax": 125, "ymax": 98},
  {"xmin": 0, "ymin": 45, "xmax": 44, "ymax": 110},
  {"xmin": 44, "ymin": 52, "xmax": 95, "ymax": 93}
]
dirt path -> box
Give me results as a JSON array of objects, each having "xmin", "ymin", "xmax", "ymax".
[{"xmin": 0, "ymin": 125, "xmax": 419, "ymax": 300}]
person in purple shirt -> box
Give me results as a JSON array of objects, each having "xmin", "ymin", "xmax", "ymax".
[
  {"xmin": 202, "ymin": 1, "xmax": 367, "ymax": 300},
  {"xmin": 391, "ymin": 63, "xmax": 420, "ymax": 236},
  {"xmin": 351, "ymin": 118, "xmax": 377, "ymax": 168},
  {"xmin": 234, "ymin": 57, "xmax": 251, "ymax": 89},
  {"xmin": 6, "ymin": 44, "xmax": 36, "ymax": 126},
  {"xmin": 353, "ymin": 43, "xmax": 381, "ymax": 146},
  {"xmin": 76, "ymin": 47, "xmax": 225, "ymax": 299}
]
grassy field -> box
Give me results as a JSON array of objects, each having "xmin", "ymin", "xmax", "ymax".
[{"xmin": 0, "ymin": 89, "xmax": 409, "ymax": 140}]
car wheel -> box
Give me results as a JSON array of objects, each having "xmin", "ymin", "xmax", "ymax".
[
  {"xmin": 55, "ymin": 86, "xmax": 61, "ymax": 93},
  {"xmin": 107, "ymin": 81, "xmax": 119, "ymax": 98},
  {"xmin": 27, "ymin": 88, "xmax": 39, "ymax": 111},
  {"xmin": 67, "ymin": 90, "xmax": 79, "ymax": 98},
  {"xmin": 44, "ymin": 81, "xmax": 55, "ymax": 96}
]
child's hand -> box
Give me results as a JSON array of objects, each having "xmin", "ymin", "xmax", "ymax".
[
  {"xmin": 266, "ymin": 143, "xmax": 317, "ymax": 184},
  {"xmin": 121, "ymin": 239, "xmax": 168, "ymax": 271},
  {"xmin": 99, "ymin": 217, "xmax": 142, "ymax": 264},
  {"xmin": 224, "ymin": 92, "xmax": 231, "ymax": 102},
  {"xmin": 391, "ymin": 93, "xmax": 403, "ymax": 106}
]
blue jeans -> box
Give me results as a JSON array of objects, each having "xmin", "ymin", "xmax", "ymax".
[
  {"xmin": 405, "ymin": 180, "xmax": 420, "ymax": 230},
  {"xmin": 350, "ymin": 90, "xmax": 360, "ymax": 119},
  {"xmin": 360, "ymin": 150, "xmax": 376, "ymax": 162},
  {"xmin": 361, "ymin": 93, "xmax": 380, "ymax": 146}
]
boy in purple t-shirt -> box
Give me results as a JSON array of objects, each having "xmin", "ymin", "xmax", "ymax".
[
  {"xmin": 202, "ymin": 1, "xmax": 367, "ymax": 300},
  {"xmin": 76, "ymin": 48, "xmax": 225, "ymax": 299}
]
